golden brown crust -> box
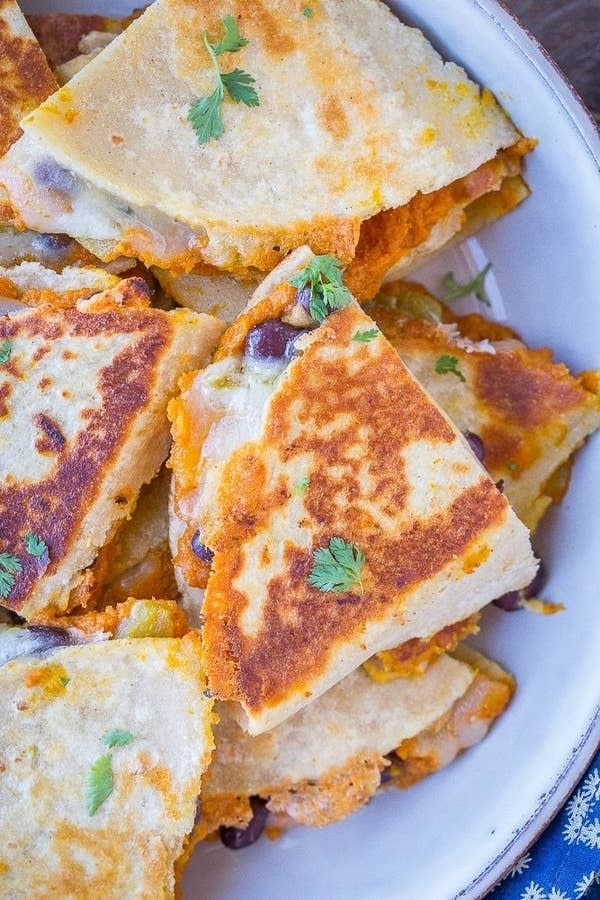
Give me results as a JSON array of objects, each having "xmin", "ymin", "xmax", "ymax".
[
  {"xmin": 203, "ymin": 303, "xmax": 509, "ymax": 715},
  {"xmin": 0, "ymin": 0, "xmax": 57, "ymax": 158}
]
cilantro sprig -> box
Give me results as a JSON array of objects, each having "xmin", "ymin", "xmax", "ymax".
[
  {"xmin": 101, "ymin": 729, "xmax": 135, "ymax": 748},
  {"xmin": 24, "ymin": 532, "xmax": 47, "ymax": 558},
  {"xmin": 290, "ymin": 256, "xmax": 352, "ymax": 323},
  {"xmin": 188, "ymin": 15, "xmax": 259, "ymax": 145},
  {"xmin": 442, "ymin": 263, "xmax": 492, "ymax": 306},
  {"xmin": 352, "ymin": 328, "xmax": 378, "ymax": 343},
  {"xmin": 434, "ymin": 355, "xmax": 466, "ymax": 383},
  {"xmin": 0, "ymin": 339, "xmax": 12, "ymax": 365},
  {"xmin": 294, "ymin": 476, "xmax": 310, "ymax": 497},
  {"xmin": 85, "ymin": 754, "xmax": 113, "ymax": 816},
  {"xmin": 0, "ymin": 551, "xmax": 22, "ymax": 600},
  {"xmin": 308, "ymin": 537, "xmax": 366, "ymax": 594}
]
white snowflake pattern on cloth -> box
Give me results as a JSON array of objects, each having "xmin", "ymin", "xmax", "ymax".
[
  {"xmin": 562, "ymin": 768, "xmax": 600, "ymax": 850},
  {"xmin": 582, "ymin": 770, "xmax": 600, "ymax": 803},
  {"xmin": 566, "ymin": 789, "xmax": 591, "ymax": 824},
  {"xmin": 547, "ymin": 888, "xmax": 571, "ymax": 900},
  {"xmin": 521, "ymin": 882, "xmax": 547, "ymax": 900},
  {"xmin": 506, "ymin": 853, "xmax": 533, "ymax": 879},
  {"xmin": 574, "ymin": 870, "xmax": 600, "ymax": 899}
]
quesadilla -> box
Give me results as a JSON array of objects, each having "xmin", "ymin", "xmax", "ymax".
[
  {"xmin": 199, "ymin": 647, "xmax": 513, "ymax": 837},
  {"xmin": 169, "ymin": 249, "xmax": 536, "ymax": 734},
  {"xmin": 0, "ymin": 278, "xmax": 224, "ymax": 621},
  {"xmin": 367, "ymin": 281, "xmax": 600, "ymax": 530},
  {"xmin": 0, "ymin": 629, "xmax": 213, "ymax": 898},
  {"xmin": 0, "ymin": 0, "xmax": 529, "ymax": 286},
  {"xmin": 0, "ymin": 260, "xmax": 120, "ymax": 308}
]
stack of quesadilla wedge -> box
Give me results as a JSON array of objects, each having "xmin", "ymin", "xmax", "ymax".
[
  {"xmin": 0, "ymin": 0, "xmax": 531, "ymax": 295},
  {"xmin": 200, "ymin": 646, "xmax": 514, "ymax": 837},
  {"xmin": 169, "ymin": 249, "xmax": 537, "ymax": 736}
]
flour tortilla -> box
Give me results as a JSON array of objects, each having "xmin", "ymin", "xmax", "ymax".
[
  {"xmin": 0, "ymin": 0, "xmax": 520, "ymax": 276},
  {"xmin": 169, "ymin": 251, "xmax": 536, "ymax": 733},
  {"xmin": 0, "ymin": 634, "xmax": 213, "ymax": 898}
]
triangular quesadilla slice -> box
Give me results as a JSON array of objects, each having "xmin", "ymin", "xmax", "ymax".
[
  {"xmin": 0, "ymin": 626, "xmax": 213, "ymax": 897},
  {"xmin": 199, "ymin": 647, "xmax": 513, "ymax": 839},
  {"xmin": 1, "ymin": 0, "xmax": 529, "ymax": 288},
  {"xmin": 366, "ymin": 280, "xmax": 600, "ymax": 530},
  {"xmin": 0, "ymin": 278, "xmax": 224, "ymax": 621},
  {"xmin": 169, "ymin": 249, "xmax": 536, "ymax": 733}
]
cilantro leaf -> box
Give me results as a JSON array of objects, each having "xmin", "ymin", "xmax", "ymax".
[
  {"xmin": 85, "ymin": 754, "xmax": 113, "ymax": 816},
  {"xmin": 289, "ymin": 255, "xmax": 352, "ymax": 323},
  {"xmin": 188, "ymin": 17, "xmax": 258, "ymax": 145},
  {"xmin": 221, "ymin": 69, "xmax": 259, "ymax": 106},
  {"xmin": 507, "ymin": 461, "xmax": 518, "ymax": 473},
  {"xmin": 0, "ymin": 339, "xmax": 11, "ymax": 364},
  {"xmin": 442, "ymin": 263, "xmax": 492, "ymax": 306},
  {"xmin": 434, "ymin": 355, "xmax": 466, "ymax": 382},
  {"xmin": 212, "ymin": 14, "xmax": 248, "ymax": 56},
  {"xmin": 308, "ymin": 537, "xmax": 365, "ymax": 593},
  {"xmin": 352, "ymin": 328, "xmax": 378, "ymax": 343},
  {"xmin": 303, "ymin": 6, "xmax": 313, "ymax": 16},
  {"xmin": 188, "ymin": 87, "xmax": 225, "ymax": 145},
  {"xmin": 59, "ymin": 675, "xmax": 70, "ymax": 687},
  {"xmin": 293, "ymin": 476, "xmax": 310, "ymax": 497},
  {"xmin": 0, "ymin": 551, "xmax": 22, "ymax": 600},
  {"xmin": 101, "ymin": 729, "xmax": 135, "ymax": 748},
  {"xmin": 24, "ymin": 532, "xmax": 47, "ymax": 558}
]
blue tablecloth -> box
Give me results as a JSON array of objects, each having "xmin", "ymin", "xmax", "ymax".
[{"xmin": 489, "ymin": 750, "xmax": 600, "ymax": 899}]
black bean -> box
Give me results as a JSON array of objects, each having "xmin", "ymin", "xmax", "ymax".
[
  {"xmin": 463, "ymin": 431, "xmax": 485, "ymax": 462},
  {"xmin": 495, "ymin": 479, "xmax": 505, "ymax": 493},
  {"xmin": 219, "ymin": 796, "xmax": 269, "ymax": 849},
  {"xmin": 492, "ymin": 560, "xmax": 546, "ymax": 611},
  {"xmin": 190, "ymin": 531, "xmax": 214, "ymax": 563},
  {"xmin": 0, "ymin": 625, "xmax": 73, "ymax": 668},
  {"xmin": 31, "ymin": 233, "xmax": 74, "ymax": 260},
  {"xmin": 245, "ymin": 320, "xmax": 309, "ymax": 363},
  {"xmin": 33, "ymin": 158, "xmax": 78, "ymax": 194},
  {"xmin": 525, "ymin": 560, "xmax": 546, "ymax": 598},
  {"xmin": 492, "ymin": 590, "xmax": 522, "ymax": 612}
]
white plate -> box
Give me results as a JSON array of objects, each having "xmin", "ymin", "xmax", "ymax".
[{"xmin": 21, "ymin": 0, "xmax": 600, "ymax": 896}]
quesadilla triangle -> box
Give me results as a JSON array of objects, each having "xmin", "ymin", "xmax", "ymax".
[
  {"xmin": 0, "ymin": 0, "xmax": 530, "ymax": 283},
  {"xmin": 168, "ymin": 248, "xmax": 537, "ymax": 734},
  {"xmin": 200, "ymin": 647, "xmax": 514, "ymax": 836},
  {"xmin": 0, "ymin": 630, "xmax": 214, "ymax": 897},
  {"xmin": 0, "ymin": 278, "xmax": 225, "ymax": 622},
  {"xmin": 366, "ymin": 280, "xmax": 600, "ymax": 531}
]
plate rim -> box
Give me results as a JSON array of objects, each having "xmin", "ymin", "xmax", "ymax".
[{"xmin": 451, "ymin": 1, "xmax": 600, "ymax": 895}]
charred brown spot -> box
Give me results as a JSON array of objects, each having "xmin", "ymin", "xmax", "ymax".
[
  {"xmin": 318, "ymin": 96, "xmax": 350, "ymax": 140},
  {"xmin": 38, "ymin": 376, "xmax": 52, "ymax": 392},
  {"xmin": 34, "ymin": 414, "xmax": 66, "ymax": 453},
  {"xmin": 475, "ymin": 351, "xmax": 585, "ymax": 428},
  {"xmin": 0, "ymin": 380, "xmax": 11, "ymax": 417}
]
